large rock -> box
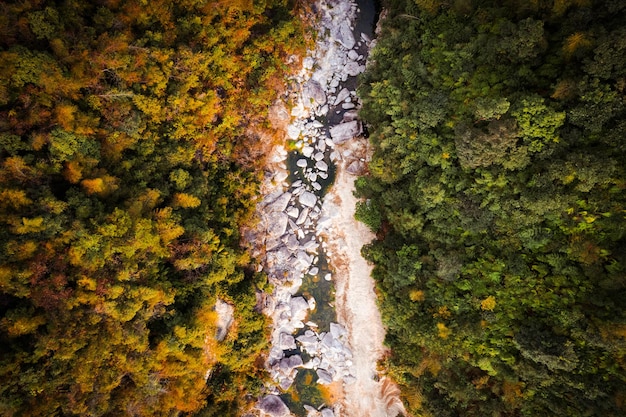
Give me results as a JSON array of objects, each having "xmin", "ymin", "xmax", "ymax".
[
  {"xmin": 215, "ymin": 299, "xmax": 234, "ymax": 342},
  {"xmin": 299, "ymin": 191, "xmax": 317, "ymax": 208},
  {"xmin": 279, "ymin": 355, "xmax": 303, "ymax": 372},
  {"xmin": 346, "ymin": 160, "xmax": 364, "ymax": 175},
  {"xmin": 286, "ymin": 234, "xmax": 299, "ymax": 251},
  {"xmin": 330, "ymin": 121, "xmax": 362, "ymax": 144},
  {"xmin": 334, "ymin": 21, "xmax": 356, "ymax": 49},
  {"xmin": 287, "ymin": 125, "xmax": 301, "ymax": 140},
  {"xmin": 274, "ymin": 170, "xmax": 289, "ymax": 183},
  {"xmin": 268, "ymin": 192, "xmax": 292, "ymax": 213},
  {"xmin": 296, "ymin": 251, "xmax": 313, "ymax": 269},
  {"xmin": 286, "ymin": 206, "xmax": 299, "ymax": 218},
  {"xmin": 267, "ymin": 212, "xmax": 289, "ymax": 238},
  {"xmin": 330, "ymin": 323, "xmax": 347, "ymax": 340},
  {"xmin": 268, "ymin": 100, "xmax": 290, "ymax": 129},
  {"xmin": 303, "ymin": 79, "xmax": 326, "ymax": 106},
  {"xmin": 279, "ymin": 333, "xmax": 297, "ymax": 350},
  {"xmin": 258, "ymin": 395, "xmax": 290, "ymax": 417},
  {"xmin": 290, "ymin": 296, "xmax": 310, "ymax": 321},
  {"xmin": 344, "ymin": 61, "xmax": 365, "ymax": 76}
]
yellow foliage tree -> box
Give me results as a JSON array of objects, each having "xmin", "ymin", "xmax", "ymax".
[
  {"xmin": 0, "ymin": 189, "xmax": 32, "ymax": 209},
  {"xmin": 563, "ymin": 32, "xmax": 592, "ymax": 58},
  {"xmin": 63, "ymin": 160, "xmax": 83, "ymax": 183},
  {"xmin": 436, "ymin": 322, "xmax": 451, "ymax": 339},
  {"xmin": 173, "ymin": 192, "xmax": 201, "ymax": 208},
  {"xmin": 481, "ymin": 295, "xmax": 497, "ymax": 311},
  {"xmin": 81, "ymin": 177, "xmax": 105, "ymax": 194}
]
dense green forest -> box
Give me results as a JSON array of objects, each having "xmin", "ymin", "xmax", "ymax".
[
  {"xmin": 357, "ymin": 0, "xmax": 626, "ymax": 415},
  {"xmin": 0, "ymin": 0, "xmax": 306, "ymax": 415}
]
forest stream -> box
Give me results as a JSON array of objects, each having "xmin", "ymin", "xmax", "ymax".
[{"xmin": 252, "ymin": 1, "xmax": 405, "ymax": 416}]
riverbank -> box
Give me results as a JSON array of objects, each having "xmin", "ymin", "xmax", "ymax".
[{"xmin": 319, "ymin": 138, "xmax": 406, "ymax": 417}]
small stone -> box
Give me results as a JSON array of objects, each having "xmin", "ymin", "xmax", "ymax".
[
  {"xmin": 286, "ymin": 235, "xmax": 299, "ymax": 251},
  {"xmin": 344, "ymin": 375, "xmax": 357, "ymax": 384},
  {"xmin": 302, "ymin": 146, "xmax": 314, "ymax": 158},
  {"xmin": 324, "ymin": 273, "xmax": 332, "ymax": 281},
  {"xmin": 314, "ymin": 152, "xmax": 324, "ymax": 161},
  {"xmin": 321, "ymin": 409, "xmax": 335, "ymax": 417},
  {"xmin": 342, "ymin": 102, "xmax": 355, "ymax": 110},
  {"xmin": 348, "ymin": 49, "xmax": 359, "ymax": 60},
  {"xmin": 279, "ymin": 377, "xmax": 293, "ymax": 391},
  {"xmin": 297, "ymin": 159, "xmax": 308, "ymax": 168},
  {"xmin": 312, "ymin": 182, "xmax": 322, "ymax": 191},
  {"xmin": 334, "ymin": 88, "xmax": 351, "ymax": 105},
  {"xmin": 309, "ymin": 266, "xmax": 319, "ymax": 275},
  {"xmin": 296, "ymin": 208, "xmax": 309, "ymax": 225},
  {"xmin": 286, "ymin": 206, "xmax": 299, "ymax": 218},
  {"xmin": 316, "ymin": 369, "xmax": 333, "ymax": 384}
]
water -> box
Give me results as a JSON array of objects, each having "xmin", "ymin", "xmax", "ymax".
[
  {"xmin": 287, "ymin": 150, "xmax": 337, "ymax": 197},
  {"xmin": 355, "ymin": 0, "xmax": 379, "ymax": 40}
]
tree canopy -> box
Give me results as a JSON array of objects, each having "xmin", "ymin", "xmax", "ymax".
[
  {"xmin": 358, "ymin": 0, "xmax": 626, "ymax": 415},
  {"xmin": 0, "ymin": 0, "xmax": 306, "ymax": 415}
]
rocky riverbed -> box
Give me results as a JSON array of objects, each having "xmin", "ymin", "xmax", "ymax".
[{"xmin": 248, "ymin": 1, "xmax": 404, "ymax": 416}]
